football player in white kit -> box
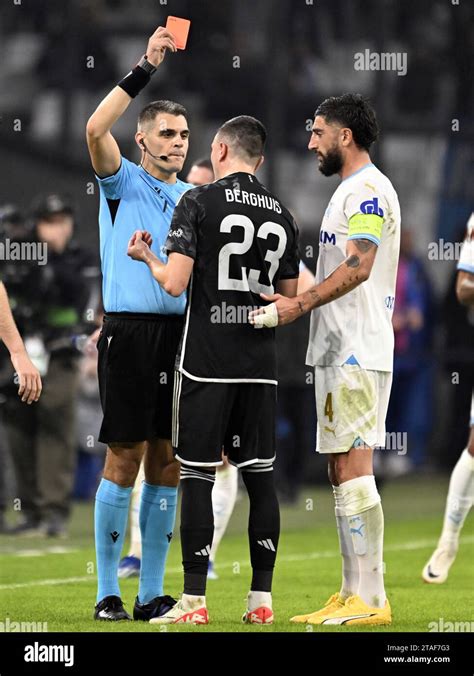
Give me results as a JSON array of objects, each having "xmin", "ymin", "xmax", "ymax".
[
  {"xmin": 250, "ymin": 93, "xmax": 400, "ymax": 625},
  {"xmin": 422, "ymin": 213, "xmax": 474, "ymax": 584}
]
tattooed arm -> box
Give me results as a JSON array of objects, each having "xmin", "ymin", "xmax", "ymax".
[
  {"xmin": 249, "ymin": 238, "xmax": 377, "ymax": 327},
  {"xmin": 298, "ymin": 238, "xmax": 377, "ymax": 312}
]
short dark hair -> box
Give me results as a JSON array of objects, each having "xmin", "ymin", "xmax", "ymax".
[
  {"xmin": 315, "ymin": 94, "xmax": 379, "ymax": 151},
  {"xmin": 217, "ymin": 115, "xmax": 267, "ymax": 161},
  {"xmin": 138, "ymin": 100, "xmax": 187, "ymax": 130},
  {"xmin": 192, "ymin": 157, "xmax": 213, "ymax": 171}
]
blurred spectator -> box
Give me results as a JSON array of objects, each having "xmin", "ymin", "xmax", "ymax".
[
  {"xmin": 2, "ymin": 194, "xmax": 94, "ymax": 537},
  {"xmin": 386, "ymin": 229, "xmax": 435, "ymax": 470},
  {"xmin": 185, "ymin": 157, "xmax": 214, "ymax": 187}
]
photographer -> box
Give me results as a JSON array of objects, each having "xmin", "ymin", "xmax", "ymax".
[{"xmin": 2, "ymin": 194, "xmax": 94, "ymax": 537}]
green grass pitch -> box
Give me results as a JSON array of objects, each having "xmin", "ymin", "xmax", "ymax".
[{"xmin": 1, "ymin": 476, "xmax": 473, "ymax": 633}]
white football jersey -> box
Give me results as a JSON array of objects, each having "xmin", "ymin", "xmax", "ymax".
[
  {"xmin": 306, "ymin": 163, "xmax": 401, "ymax": 372},
  {"xmin": 457, "ymin": 213, "xmax": 474, "ymax": 275}
]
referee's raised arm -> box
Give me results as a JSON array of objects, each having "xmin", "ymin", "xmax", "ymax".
[{"xmin": 86, "ymin": 26, "xmax": 177, "ymax": 177}]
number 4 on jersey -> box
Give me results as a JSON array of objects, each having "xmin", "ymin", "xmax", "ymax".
[{"xmin": 324, "ymin": 392, "xmax": 334, "ymax": 423}]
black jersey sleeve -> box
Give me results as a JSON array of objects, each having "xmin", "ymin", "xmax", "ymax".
[
  {"xmin": 278, "ymin": 216, "xmax": 300, "ymax": 279},
  {"xmin": 165, "ymin": 190, "xmax": 201, "ymax": 260}
]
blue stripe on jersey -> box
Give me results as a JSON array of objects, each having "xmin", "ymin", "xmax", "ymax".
[
  {"xmin": 341, "ymin": 163, "xmax": 374, "ymax": 183},
  {"xmin": 457, "ymin": 262, "xmax": 474, "ymax": 274},
  {"xmin": 347, "ymin": 233, "xmax": 381, "ymax": 246},
  {"xmin": 96, "ymin": 156, "xmax": 192, "ymax": 314}
]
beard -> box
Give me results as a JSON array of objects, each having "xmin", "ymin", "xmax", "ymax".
[{"xmin": 318, "ymin": 145, "xmax": 343, "ymax": 177}]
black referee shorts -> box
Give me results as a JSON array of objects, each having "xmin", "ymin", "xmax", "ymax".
[
  {"xmin": 172, "ymin": 372, "xmax": 276, "ymax": 468},
  {"xmin": 97, "ymin": 312, "xmax": 184, "ymax": 444}
]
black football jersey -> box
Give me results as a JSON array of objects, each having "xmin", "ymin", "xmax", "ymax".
[{"xmin": 166, "ymin": 172, "xmax": 300, "ymax": 382}]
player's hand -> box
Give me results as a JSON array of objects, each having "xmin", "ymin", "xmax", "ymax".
[
  {"xmin": 127, "ymin": 230, "xmax": 151, "ymax": 262},
  {"xmin": 85, "ymin": 327, "xmax": 101, "ymax": 356},
  {"xmin": 145, "ymin": 26, "xmax": 177, "ymax": 67},
  {"xmin": 249, "ymin": 293, "xmax": 301, "ymax": 328},
  {"xmin": 11, "ymin": 350, "xmax": 42, "ymax": 404}
]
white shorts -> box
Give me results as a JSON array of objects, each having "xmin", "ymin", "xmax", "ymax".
[{"xmin": 314, "ymin": 364, "xmax": 393, "ymax": 454}]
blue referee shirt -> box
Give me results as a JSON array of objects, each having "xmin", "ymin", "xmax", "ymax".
[{"xmin": 96, "ymin": 156, "xmax": 192, "ymax": 314}]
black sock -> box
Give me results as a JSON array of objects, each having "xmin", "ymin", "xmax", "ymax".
[
  {"xmin": 180, "ymin": 466, "xmax": 215, "ymax": 596},
  {"xmin": 242, "ymin": 464, "xmax": 280, "ymax": 592}
]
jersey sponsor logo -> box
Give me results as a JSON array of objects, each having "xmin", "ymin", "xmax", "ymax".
[
  {"xmin": 385, "ymin": 295, "xmax": 395, "ymax": 310},
  {"xmin": 360, "ymin": 197, "xmax": 384, "ymax": 217},
  {"xmin": 319, "ymin": 230, "xmax": 336, "ymax": 245},
  {"xmin": 168, "ymin": 227, "xmax": 185, "ymax": 238}
]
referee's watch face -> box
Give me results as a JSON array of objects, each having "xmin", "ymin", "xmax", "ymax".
[{"xmin": 143, "ymin": 113, "xmax": 190, "ymax": 174}]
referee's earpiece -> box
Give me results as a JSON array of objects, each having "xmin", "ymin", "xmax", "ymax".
[{"xmin": 140, "ymin": 140, "xmax": 146, "ymax": 150}]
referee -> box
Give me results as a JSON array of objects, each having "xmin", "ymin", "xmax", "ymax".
[{"xmin": 86, "ymin": 26, "xmax": 191, "ymax": 621}]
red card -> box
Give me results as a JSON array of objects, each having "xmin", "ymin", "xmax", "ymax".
[{"xmin": 166, "ymin": 16, "xmax": 191, "ymax": 50}]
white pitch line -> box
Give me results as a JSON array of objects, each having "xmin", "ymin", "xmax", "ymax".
[
  {"xmin": 1, "ymin": 535, "xmax": 473, "ymax": 592},
  {"xmin": 0, "ymin": 546, "xmax": 78, "ymax": 558},
  {"xmin": 0, "ymin": 576, "xmax": 92, "ymax": 590}
]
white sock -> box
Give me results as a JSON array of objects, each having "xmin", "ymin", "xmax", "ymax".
[
  {"xmin": 333, "ymin": 485, "xmax": 359, "ymax": 600},
  {"xmin": 182, "ymin": 593, "xmax": 206, "ymax": 608},
  {"xmin": 439, "ymin": 449, "xmax": 474, "ymax": 550},
  {"xmin": 210, "ymin": 463, "xmax": 238, "ymax": 563},
  {"xmin": 341, "ymin": 475, "xmax": 386, "ymax": 609},
  {"xmin": 248, "ymin": 590, "xmax": 272, "ymax": 611},
  {"xmin": 128, "ymin": 462, "xmax": 145, "ymax": 559}
]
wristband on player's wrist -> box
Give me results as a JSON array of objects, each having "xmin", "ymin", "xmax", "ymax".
[{"xmin": 117, "ymin": 55, "xmax": 157, "ymax": 98}]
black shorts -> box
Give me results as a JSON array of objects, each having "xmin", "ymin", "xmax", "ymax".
[
  {"xmin": 172, "ymin": 372, "xmax": 276, "ymax": 468},
  {"xmin": 97, "ymin": 312, "xmax": 184, "ymax": 444}
]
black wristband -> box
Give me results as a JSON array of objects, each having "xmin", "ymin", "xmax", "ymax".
[{"xmin": 117, "ymin": 65, "xmax": 150, "ymax": 99}]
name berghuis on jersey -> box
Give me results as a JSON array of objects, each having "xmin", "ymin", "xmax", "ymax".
[{"xmin": 224, "ymin": 188, "xmax": 282, "ymax": 214}]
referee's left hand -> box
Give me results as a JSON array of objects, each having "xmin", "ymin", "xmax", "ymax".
[{"xmin": 127, "ymin": 230, "xmax": 153, "ymax": 261}]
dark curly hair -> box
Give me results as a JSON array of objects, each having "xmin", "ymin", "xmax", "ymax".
[{"xmin": 315, "ymin": 94, "xmax": 379, "ymax": 151}]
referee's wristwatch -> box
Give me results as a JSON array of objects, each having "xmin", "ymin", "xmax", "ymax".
[{"xmin": 137, "ymin": 55, "xmax": 158, "ymax": 76}]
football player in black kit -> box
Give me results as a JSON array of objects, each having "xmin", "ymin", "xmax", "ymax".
[{"xmin": 127, "ymin": 115, "xmax": 300, "ymax": 625}]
